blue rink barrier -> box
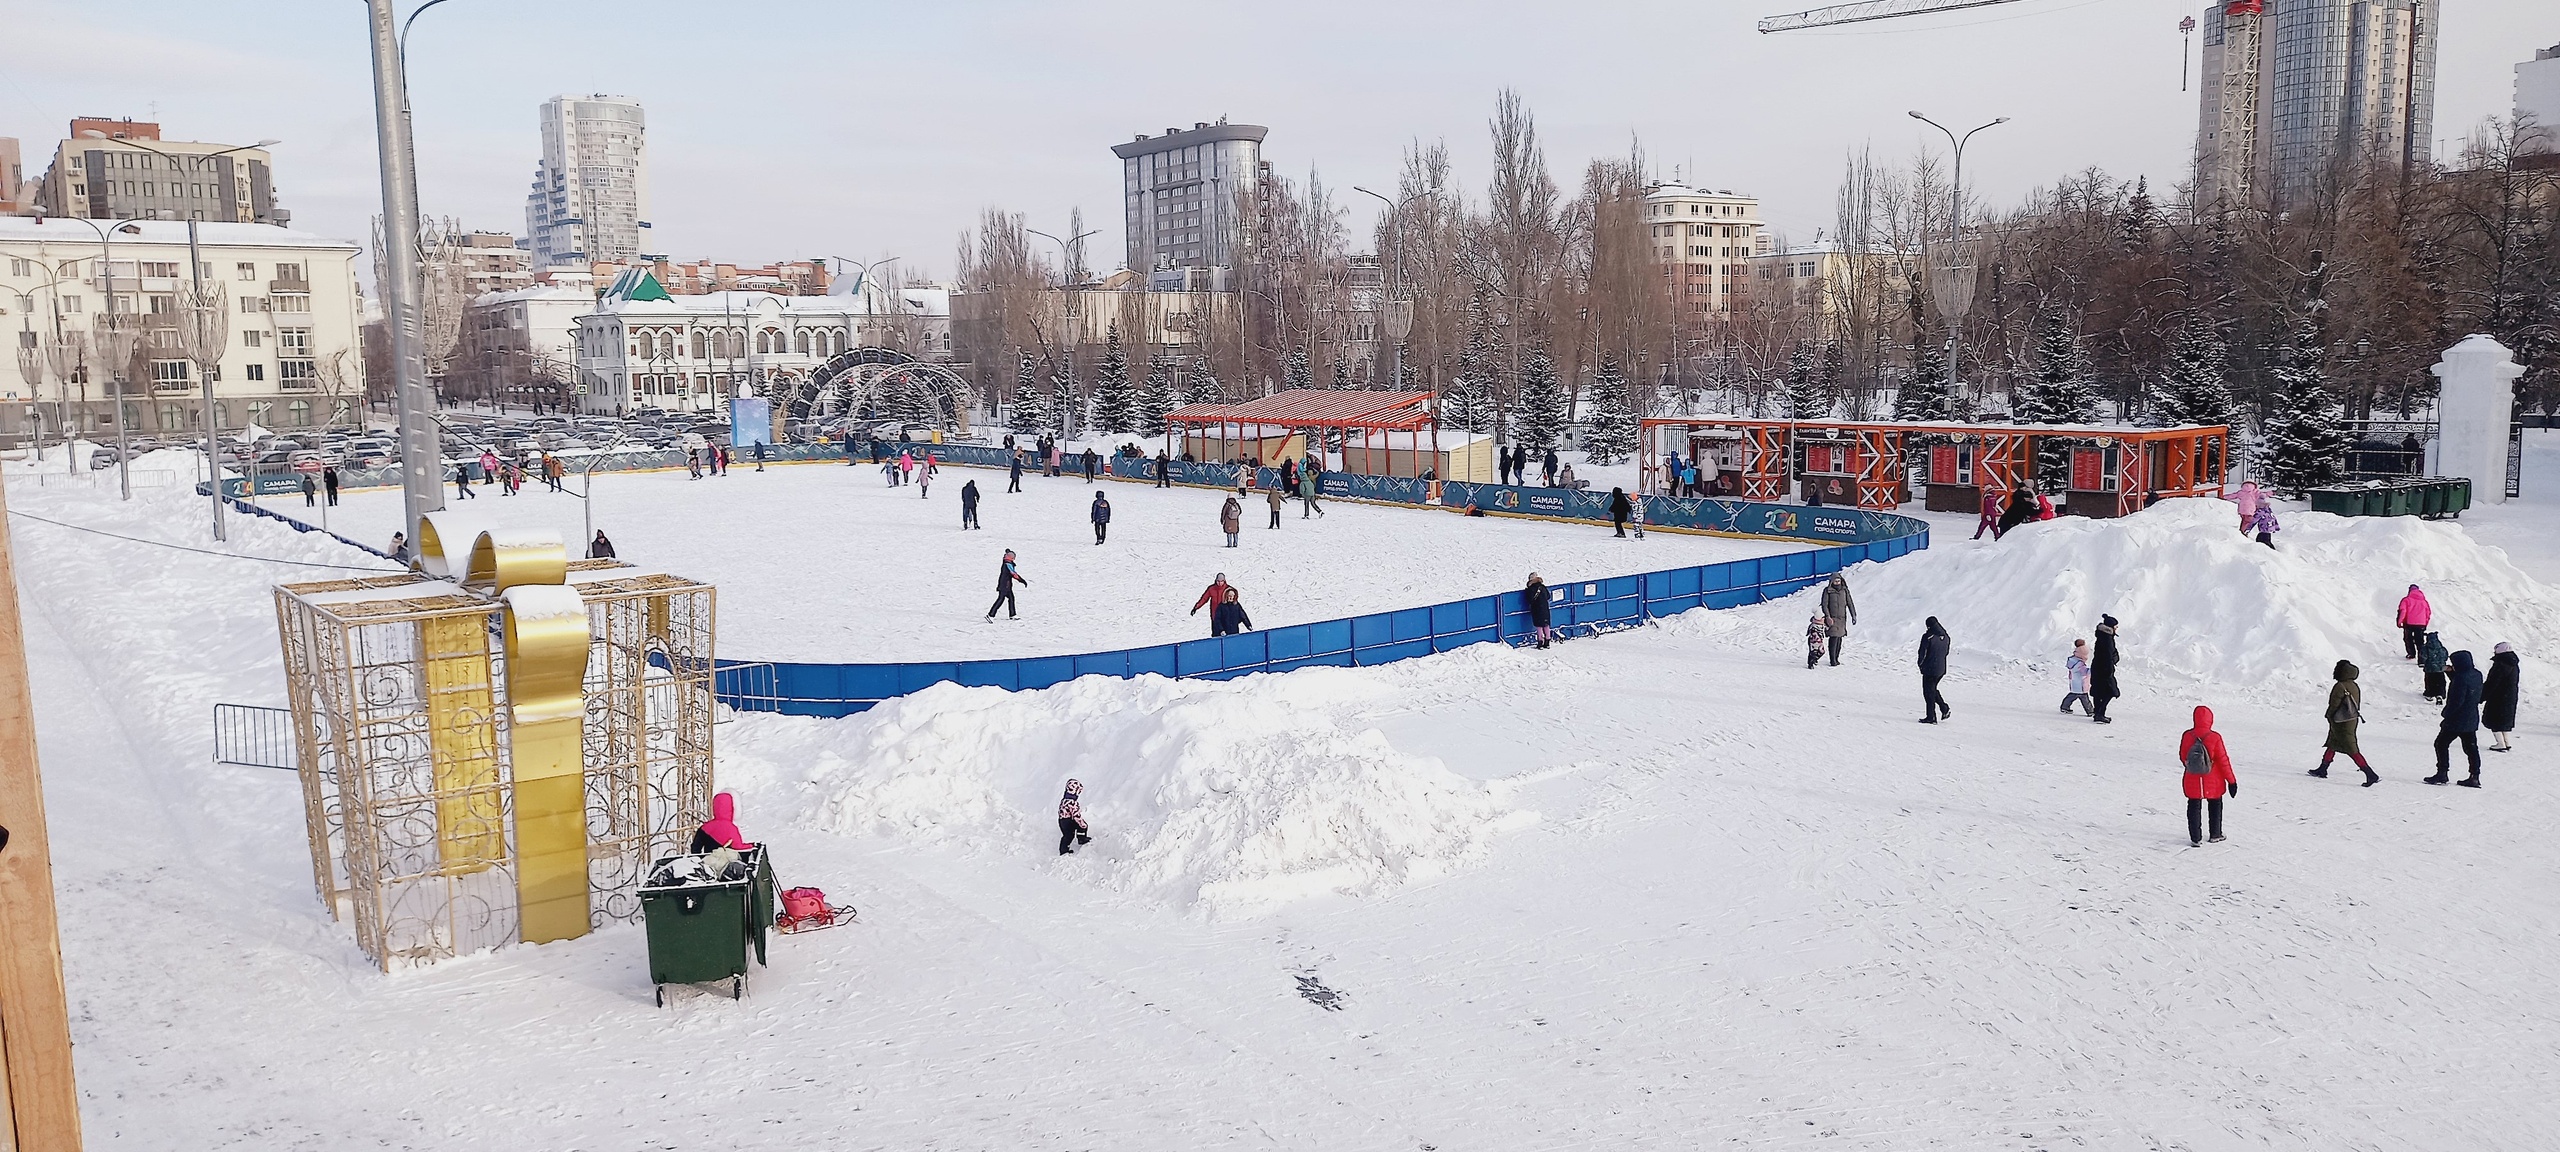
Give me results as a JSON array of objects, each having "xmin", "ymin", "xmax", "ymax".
[{"xmin": 716, "ymin": 504, "xmax": 1929, "ymax": 717}]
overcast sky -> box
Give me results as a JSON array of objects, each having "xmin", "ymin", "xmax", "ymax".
[{"xmin": 4, "ymin": 0, "xmax": 2549, "ymax": 282}]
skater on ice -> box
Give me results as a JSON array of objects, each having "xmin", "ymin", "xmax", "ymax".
[
  {"xmin": 2311, "ymin": 660, "xmax": 2380, "ymax": 786},
  {"xmin": 986, "ymin": 550, "xmax": 1028, "ymax": 622},
  {"xmin": 1191, "ymin": 573, "xmax": 1233, "ymax": 630},
  {"xmin": 2484, "ymin": 642, "xmax": 2520, "ymax": 753},
  {"xmin": 2427, "ymin": 649, "xmax": 2485, "ymax": 788},
  {"xmin": 961, "ymin": 480, "xmax": 982, "ymax": 529},
  {"xmin": 1091, "ymin": 492, "xmax": 1112, "ymax": 544},
  {"xmin": 1056, "ymin": 780, "xmax": 1090, "ymax": 855},
  {"xmin": 1266, "ymin": 486, "xmax": 1284, "ymax": 529},
  {"xmin": 1609, "ymin": 487, "xmax": 1632, "ymax": 537},
  {"xmin": 2178, "ymin": 706, "xmax": 2239, "ymax": 845},
  {"xmin": 1220, "ymin": 495, "xmax": 1242, "ymax": 547},
  {"xmin": 1299, "ymin": 467, "xmax": 1324, "ymax": 517}
]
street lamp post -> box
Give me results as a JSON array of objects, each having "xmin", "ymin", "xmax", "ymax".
[
  {"xmin": 1908, "ymin": 112, "xmax": 2009, "ymax": 394},
  {"xmin": 107, "ymin": 135, "xmax": 281, "ymax": 540},
  {"xmin": 825, "ymin": 255, "xmax": 903, "ymax": 353},
  {"xmin": 1353, "ymin": 185, "xmax": 1428, "ymax": 391},
  {"xmin": 1027, "ymin": 227, "xmax": 1099, "ymax": 437},
  {"xmin": 56, "ymin": 216, "xmax": 147, "ymax": 499},
  {"xmin": 366, "ymin": 0, "xmax": 444, "ymax": 555}
]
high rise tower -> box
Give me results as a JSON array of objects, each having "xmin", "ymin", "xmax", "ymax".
[
  {"xmin": 524, "ymin": 95, "xmax": 649, "ymax": 270},
  {"xmin": 2196, "ymin": 0, "xmax": 2437, "ymax": 212}
]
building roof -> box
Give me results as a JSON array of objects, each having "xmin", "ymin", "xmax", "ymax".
[
  {"xmin": 1112, "ymin": 121, "xmax": 1269, "ymax": 159},
  {"xmin": 473, "ymin": 284, "xmax": 595, "ymax": 308},
  {"xmin": 1645, "ymin": 181, "xmax": 1756, "ymax": 201},
  {"xmin": 581, "ymin": 286, "xmax": 952, "ymax": 319},
  {"xmin": 0, "ymin": 218, "xmax": 358, "ymax": 251},
  {"xmin": 1167, "ymin": 389, "xmax": 1437, "ymax": 431}
]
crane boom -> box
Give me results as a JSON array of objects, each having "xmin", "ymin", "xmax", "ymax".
[{"xmin": 1757, "ymin": 0, "xmax": 2034, "ymax": 34}]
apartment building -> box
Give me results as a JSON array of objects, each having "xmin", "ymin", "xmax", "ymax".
[
  {"xmin": 1644, "ymin": 182, "xmax": 1767, "ymax": 321},
  {"xmin": 31, "ymin": 117, "xmax": 287, "ymax": 225},
  {"xmin": 1112, "ymin": 120, "xmax": 1269, "ymax": 276},
  {"xmin": 2198, "ymin": 0, "xmax": 2440, "ymax": 211},
  {"xmin": 525, "ymin": 95, "xmax": 649, "ymax": 269},
  {"xmin": 0, "ymin": 218, "xmax": 363, "ymax": 439}
]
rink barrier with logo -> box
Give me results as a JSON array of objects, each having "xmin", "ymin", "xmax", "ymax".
[{"xmin": 714, "ymin": 495, "xmax": 1929, "ymax": 717}]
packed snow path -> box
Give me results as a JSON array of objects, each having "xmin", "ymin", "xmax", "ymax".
[
  {"xmin": 305, "ymin": 458, "xmax": 1790, "ymax": 660},
  {"xmin": 8, "ymin": 434, "xmax": 2559, "ymax": 1148}
]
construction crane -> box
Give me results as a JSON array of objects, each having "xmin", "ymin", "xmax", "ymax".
[{"xmin": 1756, "ymin": 0, "xmax": 2037, "ymax": 35}]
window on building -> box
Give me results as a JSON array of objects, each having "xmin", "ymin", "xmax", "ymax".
[
  {"xmin": 277, "ymin": 327, "xmax": 311, "ymax": 357},
  {"xmin": 274, "ymin": 262, "xmax": 303, "ymax": 282},
  {"xmin": 150, "ymin": 359, "xmax": 189, "ymax": 386},
  {"xmin": 239, "ymin": 296, "xmax": 266, "ymax": 313},
  {"xmin": 242, "ymin": 331, "xmax": 261, "ymax": 348},
  {"xmin": 244, "ymin": 363, "xmax": 266, "ymax": 382},
  {"xmin": 272, "ymin": 294, "xmax": 309, "ymax": 314},
  {"xmin": 141, "ymin": 182, "xmax": 154, "ymax": 197},
  {"xmin": 8, "ymin": 258, "xmax": 27, "ymax": 277},
  {"xmin": 288, "ymin": 400, "xmax": 311, "ymax": 426},
  {"xmin": 235, "ymin": 262, "xmax": 256, "ymax": 280},
  {"xmin": 61, "ymin": 296, "xmax": 81, "ymax": 313},
  {"xmin": 147, "ymin": 294, "xmax": 175, "ymax": 314}
]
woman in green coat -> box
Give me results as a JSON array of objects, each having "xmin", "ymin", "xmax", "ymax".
[{"xmin": 2311, "ymin": 659, "xmax": 2380, "ymax": 786}]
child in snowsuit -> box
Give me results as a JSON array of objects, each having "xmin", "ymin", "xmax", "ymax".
[
  {"xmin": 2251, "ymin": 503, "xmax": 2279, "ymax": 548},
  {"xmin": 2061, "ymin": 639, "xmax": 2093, "ymax": 715},
  {"xmin": 2419, "ymin": 631, "xmax": 2450, "ymax": 702},
  {"xmin": 1056, "ymin": 780, "xmax": 1090, "ymax": 855},
  {"xmin": 2179, "ymin": 705, "xmax": 2239, "ymax": 845},
  {"xmin": 1806, "ymin": 615, "xmax": 1829, "ymax": 669}
]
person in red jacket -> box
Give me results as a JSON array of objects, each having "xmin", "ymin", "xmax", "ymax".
[
  {"xmin": 2178, "ymin": 705, "xmax": 2240, "ymax": 845},
  {"xmin": 1190, "ymin": 573, "xmax": 1232, "ymax": 631}
]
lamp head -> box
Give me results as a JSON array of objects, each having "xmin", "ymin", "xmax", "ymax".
[
  {"xmin": 254, "ymin": 138, "xmax": 282, "ymax": 148},
  {"xmin": 1992, "ymin": 117, "xmax": 2012, "ymax": 126},
  {"xmin": 1907, "ymin": 111, "xmax": 1925, "ymax": 120}
]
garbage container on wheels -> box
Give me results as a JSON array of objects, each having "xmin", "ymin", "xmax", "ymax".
[
  {"xmin": 640, "ymin": 847, "xmax": 766, "ymax": 1005},
  {"xmin": 2308, "ymin": 487, "xmax": 2365, "ymax": 517},
  {"xmin": 2444, "ymin": 477, "xmax": 2472, "ymax": 517}
]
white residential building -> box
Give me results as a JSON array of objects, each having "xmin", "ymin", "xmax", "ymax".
[
  {"xmin": 524, "ymin": 95, "xmax": 649, "ymax": 270},
  {"xmin": 1643, "ymin": 182, "xmax": 1767, "ymax": 322},
  {"xmin": 2520, "ymin": 44, "xmax": 2560, "ymax": 148},
  {"xmin": 454, "ymin": 283, "xmax": 593, "ymax": 406},
  {"xmin": 0, "ymin": 218, "xmax": 364, "ymax": 440},
  {"xmin": 570, "ymin": 271, "xmax": 951, "ymax": 414}
]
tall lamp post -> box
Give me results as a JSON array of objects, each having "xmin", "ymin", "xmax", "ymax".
[
  {"xmin": 1908, "ymin": 112, "xmax": 2008, "ymax": 395},
  {"xmin": 1352, "ymin": 185, "xmax": 1427, "ymax": 392},
  {"xmin": 826, "ymin": 255, "xmax": 903, "ymax": 356},
  {"xmin": 366, "ymin": 0, "xmax": 445, "ymax": 555},
  {"xmin": 106, "ymin": 134, "xmax": 282, "ymax": 540},
  {"xmin": 4, "ymin": 272, "xmax": 72, "ymax": 465},
  {"xmin": 56, "ymin": 216, "xmax": 147, "ymax": 499},
  {"xmin": 1028, "ymin": 227, "xmax": 1098, "ymax": 437}
]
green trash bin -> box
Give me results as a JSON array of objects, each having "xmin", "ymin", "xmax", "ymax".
[
  {"xmin": 2373, "ymin": 484, "xmax": 2416, "ymax": 517},
  {"xmin": 2443, "ymin": 477, "xmax": 2472, "ymax": 517},
  {"xmin": 2308, "ymin": 487, "xmax": 2365, "ymax": 517},
  {"xmin": 2417, "ymin": 479, "xmax": 2449, "ymax": 518},
  {"xmin": 641, "ymin": 849, "xmax": 761, "ymax": 1005}
]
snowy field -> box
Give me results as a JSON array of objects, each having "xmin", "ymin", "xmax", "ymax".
[
  {"xmin": 7, "ymin": 433, "xmax": 2559, "ymax": 1149},
  {"xmin": 291, "ymin": 455, "xmax": 1788, "ymax": 660}
]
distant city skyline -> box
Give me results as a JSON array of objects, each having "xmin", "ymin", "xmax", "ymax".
[{"xmin": 2, "ymin": 0, "xmax": 2549, "ymax": 284}]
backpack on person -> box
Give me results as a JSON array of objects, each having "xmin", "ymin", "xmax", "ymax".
[{"xmin": 2183, "ymin": 737, "xmax": 2214, "ymax": 776}]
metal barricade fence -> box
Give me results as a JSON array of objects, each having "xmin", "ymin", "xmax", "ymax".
[{"xmin": 213, "ymin": 703, "xmax": 296, "ymax": 770}]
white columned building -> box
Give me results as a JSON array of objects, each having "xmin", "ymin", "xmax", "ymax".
[{"xmin": 570, "ymin": 271, "xmax": 951, "ymax": 415}]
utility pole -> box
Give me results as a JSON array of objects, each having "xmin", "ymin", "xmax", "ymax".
[
  {"xmin": 1909, "ymin": 111, "xmax": 2009, "ymax": 394},
  {"xmin": 366, "ymin": 0, "xmax": 444, "ymax": 548},
  {"xmin": 184, "ymin": 220, "xmax": 226, "ymax": 539}
]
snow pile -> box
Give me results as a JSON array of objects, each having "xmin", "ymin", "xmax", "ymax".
[
  {"xmin": 1806, "ymin": 497, "xmax": 2560, "ymax": 688},
  {"xmin": 723, "ymin": 672, "xmax": 1531, "ymax": 916}
]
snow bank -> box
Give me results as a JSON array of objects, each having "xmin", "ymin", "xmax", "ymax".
[
  {"xmin": 1806, "ymin": 497, "xmax": 2560, "ymax": 689},
  {"xmin": 722, "ymin": 672, "xmax": 1531, "ymax": 916}
]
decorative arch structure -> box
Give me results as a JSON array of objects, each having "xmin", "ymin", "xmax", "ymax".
[{"xmin": 785, "ymin": 346, "xmax": 977, "ymax": 435}]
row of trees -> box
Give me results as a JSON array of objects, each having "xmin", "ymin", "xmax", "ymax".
[{"xmin": 954, "ymin": 93, "xmax": 2556, "ymax": 484}]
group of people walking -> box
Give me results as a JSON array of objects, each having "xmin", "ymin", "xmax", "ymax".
[
  {"xmin": 1497, "ymin": 445, "xmax": 1564, "ymax": 488},
  {"xmin": 2384, "ymin": 583, "xmax": 2521, "ymax": 787}
]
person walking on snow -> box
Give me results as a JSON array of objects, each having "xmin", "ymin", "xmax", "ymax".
[
  {"xmin": 985, "ymin": 550, "xmax": 1028, "ymax": 622},
  {"xmin": 1056, "ymin": 780, "xmax": 1090, "ymax": 855},
  {"xmin": 1972, "ymin": 487, "xmax": 2003, "ymax": 540},
  {"xmin": 2062, "ymin": 639, "xmax": 2093, "ymax": 715},
  {"xmin": 2396, "ymin": 584, "xmax": 2431, "ymax": 660},
  {"xmin": 1220, "ymin": 495, "xmax": 1243, "ymax": 547},
  {"xmin": 2483, "ymin": 642, "xmax": 2520, "ymax": 753},
  {"xmin": 1299, "ymin": 468, "xmax": 1324, "ymax": 517},
  {"xmin": 1090, "ymin": 492, "xmax": 1112, "ymax": 544},
  {"xmin": 2178, "ymin": 706, "xmax": 2240, "ymax": 845},
  {"xmin": 2228, "ymin": 480, "xmax": 2264, "ymax": 534},
  {"xmin": 2089, "ymin": 615, "xmax": 2123, "ymax": 723},
  {"xmin": 453, "ymin": 464, "xmax": 476, "ymax": 499},
  {"xmin": 1630, "ymin": 491, "xmax": 1647, "ymax": 538},
  {"xmin": 2419, "ymin": 631, "xmax": 2450, "ymax": 703},
  {"xmin": 1917, "ymin": 617, "xmax": 1952, "ymax": 723},
  {"xmin": 300, "ymin": 474, "xmax": 317, "ymax": 507},
  {"xmin": 1541, "ymin": 448, "xmax": 1559, "ymax": 487},
  {"xmin": 2310, "ymin": 659, "xmax": 2380, "ymax": 786},
  {"xmin": 1154, "ymin": 450, "xmax": 1171, "ymax": 488},
  {"xmin": 1082, "ymin": 447, "xmax": 1099, "ymax": 482},
  {"xmin": 960, "ymin": 480, "xmax": 982, "ymax": 529},
  {"xmin": 1609, "ymin": 487, "xmax": 1633, "ymax": 537},
  {"xmin": 1806, "ymin": 614, "xmax": 1829, "ymax": 669},
  {"xmin": 1265, "ymin": 486, "xmax": 1285, "ymax": 529},
  {"xmin": 1211, "ymin": 587, "xmax": 1254, "ymax": 637},
  {"xmin": 2251, "ymin": 502, "xmax": 2279, "ymax": 548},
  {"xmin": 1819, "ymin": 574, "xmax": 1856, "ymax": 666},
  {"xmin": 323, "ymin": 466, "xmax": 340, "ymax": 505},
  {"xmin": 1008, "ymin": 451, "xmax": 1026, "ymax": 493},
  {"xmin": 2427, "ymin": 649, "xmax": 2485, "ymax": 787},
  {"xmin": 1524, "ymin": 574, "xmax": 1555, "ymax": 649}
]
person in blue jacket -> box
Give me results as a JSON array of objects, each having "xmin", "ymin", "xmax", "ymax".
[
  {"xmin": 2426, "ymin": 648, "xmax": 2485, "ymax": 788},
  {"xmin": 1090, "ymin": 492, "xmax": 1112, "ymax": 545},
  {"xmin": 1917, "ymin": 616, "xmax": 1952, "ymax": 723},
  {"xmin": 1211, "ymin": 587, "xmax": 1253, "ymax": 637}
]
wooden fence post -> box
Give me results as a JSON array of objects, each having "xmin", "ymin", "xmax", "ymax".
[{"xmin": 0, "ymin": 476, "xmax": 84, "ymax": 1150}]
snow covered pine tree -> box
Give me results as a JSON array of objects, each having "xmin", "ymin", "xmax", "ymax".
[
  {"xmin": 2016, "ymin": 307, "xmax": 2098, "ymax": 486},
  {"xmin": 1784, "ymin": 342, "xmax": 1827, "ymax": 421},
  {"xmin": 2153, "ymin": 314, "xmax": 2236, "ymax": 428},
  {"xmin": 1010, "ymin": 350, "xmax": 1048, "ymax": 434},
  {"xmin": 1091, "ymin": 322, "xmax": 1135, "ymax": 435},
  {"xmin": 1284, "ymin": 347, "xmax": 1313, "ymax": 391},
  {"xmin": 1512, "ymin": 342, "xmax": 1567, "ymax": 456},
  {"xmin": 1897, "ymin": 344, "xmax": 1956, "ymax": 421},
  {"xmin": 2258, "ymin": 319, "xmax": 2351, "ymax": 496},
  {"xmin": 1581, "ymin": 357, "xmax": 1638, "ymax": 465},
  {"xmin": 1138, "ymin": 353, "xmax": 1176, "ymax": 437}
]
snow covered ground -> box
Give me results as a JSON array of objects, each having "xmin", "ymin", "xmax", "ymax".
[
  {"xmin": 9, "ymin": 434, "xmax": 2560, "ymax": 1149},
  {"xmin": 295, "ymin": 456, "xmax": 1789, "ymax": 661}
]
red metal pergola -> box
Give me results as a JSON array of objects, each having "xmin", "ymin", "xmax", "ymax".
[
  {"xmin": 1637, "ymin": 416, "xmax": 2229, "ymax": 518},
  {"xmin": 1165, "ymin": 389, "xmax": 1438, "ymax": 469}
]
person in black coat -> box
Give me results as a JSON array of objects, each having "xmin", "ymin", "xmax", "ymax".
[
  {"xmin": 1090, "ymin": 492, "xmax": 1112, "ymax": 544},
  {"xmin": 1524, "ymin": 573, "xmax": 1555, "ymax": 649},
  {"xmin": 588, "ymin": 530, "xmax": 616, "ymax": 559},
  {"xmin": 1210, "ymin": 588, "xmax": 1254, "ymax": 637},
  {"xmin": 1608, "ymin": 487, "xmax": 1633, "ymax": 537},
  {"xmin": 2426, "ymin": 649, "xmax": 2485, "ymax": 787},
  {"xmin": 2089, "ymin": 614, "xmax": 2122, "ymax": 724},
  {"xmin": 960, "ymin": 479, "xmax": 982, "ymax": 529},
  {"xmin": 1997, "ymin": 486, "xmax": 2039, "ymax": 535},
  {"xmin": 2483, "ymin": 642, "xmax": 2521, "ymax": 753},
  {"xmin": 1917, "ymin": 616, "xmax": 1952, "ymax": 723}
]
